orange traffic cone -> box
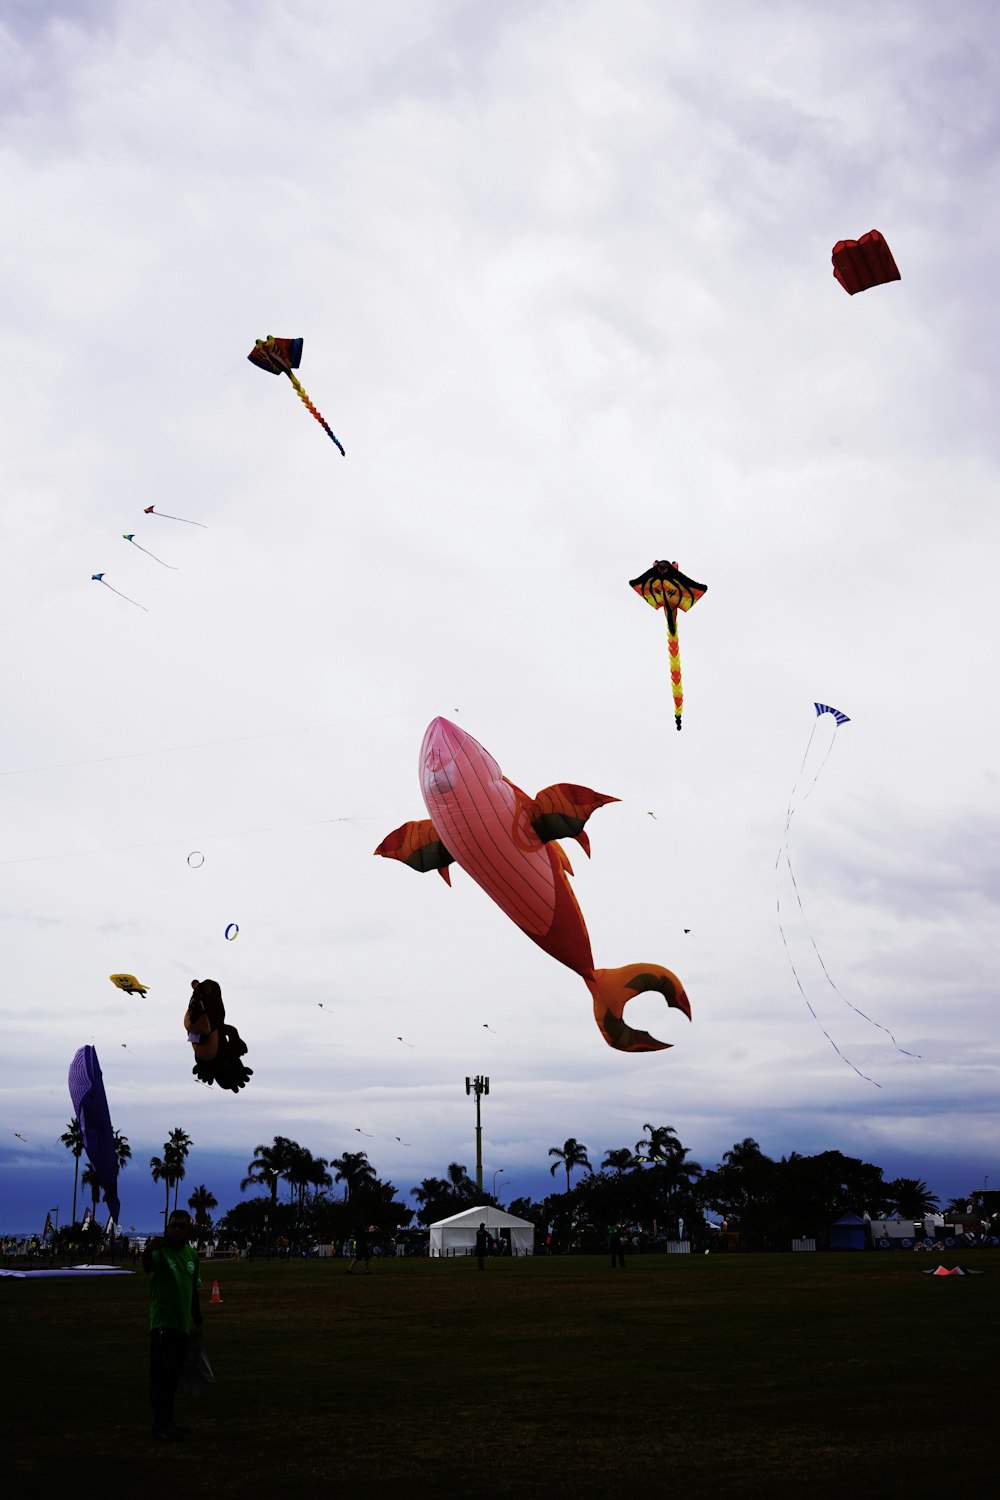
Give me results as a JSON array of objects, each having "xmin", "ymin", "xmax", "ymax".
[{"xmin": 210, "ymin": 1279, "xmax": 222, "ymax": 1303}]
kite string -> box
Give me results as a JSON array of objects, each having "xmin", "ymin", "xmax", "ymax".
[
  {"xmin": 97, "ymin": 579, "xmax": 147, "ymax": 612},
  {"xmin": 0, "ymin": 707, "xmax": 427, "ymax": 779},
  {"xmin": 127, "ymin": 538, "xmax": 177, "ymax": 569},
  {"xmin": 781, "ymin": 841, "xmax": 920, "ymax": 1056},
  {"xmin": 777, "ymin": 714, "xmax": 921, "ymax": 1071},
  {"xmin": 774, "ymin": 889, "xmax": 881, "ymax": 1086},
  {"xmin": 776, "ymin": 719, "xmax": 819, "ymax": 856},
  {"xmin": 776, "ymin": 717, "xmax": 882, "ymax": 1085},
  {"xmin": 146, "ymin": 508, "xmax": 207, "ymax": 527},
  {"xmin": 0, "ymin": 813, "xmax": 388, "ymax": 867}
]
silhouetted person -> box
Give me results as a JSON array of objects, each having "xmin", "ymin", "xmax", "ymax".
[
  {"xmin": 347, "ymin": 1227, "xmax": 372, "ymax": 1274},
  {"xmin": 142, "ymin": 1210, "xmax": 202, "ymax": 1440}
]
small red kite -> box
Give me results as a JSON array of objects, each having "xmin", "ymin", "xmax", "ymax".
[{"xmin": 831, "ymin": 230, "xmax": 900, "ymax": 295}]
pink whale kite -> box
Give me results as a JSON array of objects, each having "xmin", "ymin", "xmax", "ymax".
[{"xmin": 375, "ymin": 718, "xmax": 691, "ymax": 1053}]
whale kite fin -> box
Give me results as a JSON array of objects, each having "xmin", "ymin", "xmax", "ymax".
[
  {"xmin": 585, "ymin": 963, "xmax": 692, "ymax": 1053},
  {"xmin": 375, "ymin": 820, "xmax": 455, "ymax": 883},
  {"xmin": 529, "ymin": 784, "xmax": 619, "ymax": 858}
]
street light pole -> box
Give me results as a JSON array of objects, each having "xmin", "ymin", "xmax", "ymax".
[
  {"xmin": 492, "ymin": 1168, "xmax": 505, "ymax": 1202},
  {"xmin": 465, "ymin": 1075, "xmax": 490, "ymax": 1197}
]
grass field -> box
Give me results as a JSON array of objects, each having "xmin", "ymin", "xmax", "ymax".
[{"xmin": 6, "ymin": 1250, "xmax": 998, "ymax": 1497}]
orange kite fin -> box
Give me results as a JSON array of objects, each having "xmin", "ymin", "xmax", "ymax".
[
  {"xmin": 374, "ymin": 820, "xmax": 455, "ymax": 879},
  {"xmin": 530, "ymin": 784, "xmax": 619, "ymax": 857},
  {"xmin": 585, "ymin": 963, "xmax": 691, "ymax": 1053}
]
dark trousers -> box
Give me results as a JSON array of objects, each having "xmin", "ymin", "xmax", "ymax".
[
  {"xmin": 150, "ymin": 1327, "xmax": 189, "ymax": 1432},
  {"xmin": 611, "ymin": 1250, "xmax": 625, "ymax": 1267}
]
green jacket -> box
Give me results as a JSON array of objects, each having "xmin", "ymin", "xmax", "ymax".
[{"xmin": 146, "ymin": 1241, "xmax": 201, "ymax": 1333}]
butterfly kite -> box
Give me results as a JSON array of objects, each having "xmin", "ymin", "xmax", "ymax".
[
  {"xmin": 629, "ymin": 560, "xmax": 707, "ymax": 729},
  {"xmin": 831, "ymin": 230, "xmax": 900, "ymax": 295},
  {"xmin": 248, "ymin": 336, "xmax": 345, "ymax": 455},
  {"xmin": 68, "ymin": 1045, "xmax": 121, "ymax": 1224},
  {"xmin": 376, "ymin": 718, "xmax": 691, "ymax": 1053}
]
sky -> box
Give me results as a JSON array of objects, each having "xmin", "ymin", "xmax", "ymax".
[{"xmin": 2, "ymin": 0, "xmax": 998, "ymax": 1233}]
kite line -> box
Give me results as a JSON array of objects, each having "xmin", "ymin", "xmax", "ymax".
[{"xmin": 775, "ymin": 704, "xmax": 919, "ymax": 1086}]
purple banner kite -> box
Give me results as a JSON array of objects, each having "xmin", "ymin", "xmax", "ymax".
[{"xmin": 68, "ymin": 1045, "xmax": 121, "ymax": 1225}]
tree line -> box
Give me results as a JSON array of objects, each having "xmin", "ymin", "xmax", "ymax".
[{"xmin": 55, "ymin": 1119, "xmax": 964, "ymax": 1249}]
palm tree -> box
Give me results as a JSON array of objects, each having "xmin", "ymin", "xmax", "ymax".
[
  {"xmin": 635, "ymin": 1124, "xmax": 682, "ymax": 1164},
  {"xmin": 167, "ymin": 1128, "xmax": 192, "ymax": 1212},
  {"xmin": 411, "ymin": 1175, "xmax": 462, "ymax": 1226},
  {"xmin": 330, "ymin": 1150, "xmax": 376, "ymax": 1202},
  {"xmin": 602, "ymin": 1147, "xmax": 639, "ymax": 1174},
  {"xmin": 284, "ymin": 1146, "xmax": 332, "ymax": 1223},
  {"xmin": 284, "ymin": 1142, "xmax": 311, "ymax": 1215},
  {"xmin": 81, "ymin": 1164, "xmax": 102, "ymax": 1217},
  {"xmin": 303, "ymin": 1154, "xmax": 333, "ymax": 1206},
  {"xmin": 241, "ymin": 1137, "xmax": 297, "ymax": 1204},
  {"xmin": 548, "ymin": 1137, "xmax": 592, "ymax": 1192},
  {"xmin": 188, "ymin": 1185, "xmax": 218, "ymax": 1239},
  {"xmin": 887, "ymin": 1178, "xmax": 940, "ymax": 1218},
  {"xmin": 149, "ymin": 1154, "xmax": 175, "ymax": 1229},
  {"xmin": 113, "ymin": 1130, "xmax": 132, "ymax": 1174},
  {"xmin": 722, "ymin": 1137, "xmax": 765, "ymax": 1169},
  {"xmin": 444, "ymin": 1163, "xmax": 475, "ymax": 1202},
  {"xmin": 412, "ymin": 1176, "xmax": 449, "ymax": 1208},
  {"xmin": 59, "ymin": 1119, "xmax": 85, "ymax": 1225}
]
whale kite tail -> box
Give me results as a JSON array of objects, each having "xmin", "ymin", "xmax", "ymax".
[{"xmin": 585, "ymin": 964, "xmax": 692, "ymax": 1053}]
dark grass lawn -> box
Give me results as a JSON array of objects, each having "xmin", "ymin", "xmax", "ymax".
[{"xmin": 6, "ymin": 1250, "xmax": 998, "ymax": 1498}]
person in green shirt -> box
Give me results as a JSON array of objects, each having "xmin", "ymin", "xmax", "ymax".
[{"xmin": 142, "ymin": 1209, "xmax": 203, "ymax": 1440}]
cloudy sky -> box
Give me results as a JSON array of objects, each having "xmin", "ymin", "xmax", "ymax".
[{"xmin": 2, "ymin": 0, "xmax": 998, "ymax": 1232}]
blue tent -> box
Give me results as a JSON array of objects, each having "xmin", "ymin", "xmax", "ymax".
[{"xmin": 830, "ymin": 1213, "xmax": 867, "ymax": 1251}]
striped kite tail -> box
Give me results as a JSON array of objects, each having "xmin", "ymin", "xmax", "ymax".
[
  {"xmin": 665, "ymin": 612, "xmax": 683, "ymax": 729},
  {"xmin": 286, "ymin": 371, "xmax": 346, "ymax": 456}
]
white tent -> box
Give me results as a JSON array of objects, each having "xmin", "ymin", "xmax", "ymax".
[{"xmin": 428, "ymin": 1204, "xmax": 535, "ymax": 1257}]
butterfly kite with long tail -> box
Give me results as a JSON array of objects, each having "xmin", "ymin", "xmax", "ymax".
[
  {"xmin": 248, "ymin": 335, "xmax": 345, "ymax": 455},
  {"xmin": 629, "ymin": 560, "xmax": 707, "ymax": 729},
  {"xmin": 776, "ymin": 703, "xmax": 920, "ymax": 1086},
  {"xmin": 92, "ymin": 573, "xmax": 147, "ymax": 611}
]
